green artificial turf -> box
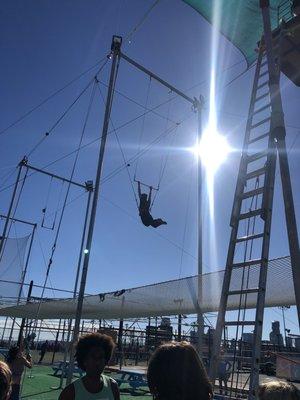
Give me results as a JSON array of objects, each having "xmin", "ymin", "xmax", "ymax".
[{"xmin": 20, "ymin": 365, "xmax": 150, "ymax": 400}]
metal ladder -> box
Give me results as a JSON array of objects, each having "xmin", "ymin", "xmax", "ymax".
[{"xmin": 209, "ymin": 13, "xmax": 283, "ymax": 400}]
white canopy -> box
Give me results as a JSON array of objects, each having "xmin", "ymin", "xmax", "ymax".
[{"xmin": 0, "ymin": 256, "xmax": 295, "ymax": 319}]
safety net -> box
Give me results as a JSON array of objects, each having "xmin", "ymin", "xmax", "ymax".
[
  {"xmin": 183, "ymin": 0, "xmax": 282, "ymax": 66},
  {"xmin": 0, "ymin": 256, "xmax": 295, "ymax": 319},
  {"xmin": 0, "ymin": 236, "xmax": 30, "ymax": 302}
]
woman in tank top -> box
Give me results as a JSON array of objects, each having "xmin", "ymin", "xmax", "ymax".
[{"xmin": 59, "ymin": 333, "xmax": 120, "ymax": 400}]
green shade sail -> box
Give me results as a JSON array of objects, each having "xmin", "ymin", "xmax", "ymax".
[{"xmin": 183, "ymin": 0, "xmax": 283, "ymax": 66}]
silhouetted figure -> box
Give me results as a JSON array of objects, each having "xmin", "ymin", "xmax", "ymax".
[
  {"xmin": 138, "ymin": 182, "xmax": 167, "ymax": 228},
  {"xmin": 38, "ymin": 340, "xmax": 48, "ymax": 364}
]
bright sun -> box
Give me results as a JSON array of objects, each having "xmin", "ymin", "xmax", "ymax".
[{"xmin": 194, "ymin": 129, "xmax": 231, "ymax": 173}]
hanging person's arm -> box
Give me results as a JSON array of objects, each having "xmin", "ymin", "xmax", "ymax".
[
  {"xmin": 138, "ymin": 181, "xmax": 142, "ymax": 198},
  {"xmin": 148, "ymin": 186, "xmax": 153, "ymax": 207}
]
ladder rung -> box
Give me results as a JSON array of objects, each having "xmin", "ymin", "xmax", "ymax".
[
  {"xmin": 225, "ymin": 321, "xmax": 256, "ymax": 326},
  {"xmin": 257, "ymin": 80, "xmax": 269, "ymax": 91},
  {"xmin": 247, "ymin": 150, "xmax": 268, "ymax": 163},
  {"xmin": 255, "ymin": 91, "xmax": 269, "ymax": 103},
  {"xmin": 250, "ymin": 117, "xmax": 271, "ymax": 130},
  {"xmin": 232, "ymin": 258, "xmax": 263, "ymax": 268},
  {"xmin": 252, "ymin": 103, "xmax": 271, "ymax": 116},
  {"xmin": 239, "ymin": 209, "xmax": 262, "ymax": 220},
  {"xmin": 235, "ymin": 233, "xmax": 264, "ymax": 243},
  {"xmin": 259, "ymin": 70, "xmax": 269, "ymax": 79},
  {"xmin": 242, "ymin": 187, "xmax": 264, "ymax": 199},
  {"xmin": 228, "ymin": 288, "xmax": 259, "ymax": 296},
  {"xmin": 260, "ymin": 60, "xmax": 268, "ymax": 68},
  {"xmin": 248, "ymin": 132, "xmax": 269, "ymax": 144},
  {"xmin": 245, "ymin": 167, "xmax": 266, "ymax": 180}
]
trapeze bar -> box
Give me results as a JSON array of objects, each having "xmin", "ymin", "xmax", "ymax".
[
  {"xmin": 120, "ymin": 52, "xmax": 196, "ymax": 106},
  {"xmin": 134, "ymin": 178, "xmax": 159, "ymax": 191},
  {"xmin": 0, "ymin": 214, "xmax": 36, "ymax": 227},
  {"xmin": 24, "ymin": 163, "xmax": 89, "ymax": 190}
]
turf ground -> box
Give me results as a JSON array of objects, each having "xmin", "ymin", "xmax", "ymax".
[{"xmin": 21, "ymin": 365, "xmax": 150, "ymax": 400}]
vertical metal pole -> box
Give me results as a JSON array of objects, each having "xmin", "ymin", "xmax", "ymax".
[
  {"xmin": 196, "ymin": 97, "xmax": 205, "ymax": 358},
  {"xmin": 178, "ymin": 315, "xmax": 182, "ymax": 341},
  {"xmin": 66, "ymin": 35, "xmax": 122, "ymax": 386},
  {"xmin": 0, "ymin": 161, "xmax": 23, "ymax": 258},
  {"xmin": 51, "ymin": 319, "xmax": 62, "ymax": 364},
  {"xmin": 9, "ymin": 224, "xmax": 37, "ymax": 344},
  {"xmin": 73, "ymin": 185, "xmax": 93, "ymax": 296},
  {"xmin": 17, "ymin": 280, "xmax": 33, "ymax": 346},
  {"xmin": 118, "ymin": 319, "xmax": 124, "ymax": 369},
  {"xmin": 58, "ymin": 187, "xmax": 93, "ymax": 389}
]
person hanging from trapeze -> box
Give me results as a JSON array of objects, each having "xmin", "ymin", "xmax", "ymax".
[{"xmin": 137, "ymin": 181, "xmax": 167, "ymax": 228}]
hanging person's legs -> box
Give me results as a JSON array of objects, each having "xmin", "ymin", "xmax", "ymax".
[{"xmin": 151, "ymin": 218, "xmax": 167, "ymax": 228}]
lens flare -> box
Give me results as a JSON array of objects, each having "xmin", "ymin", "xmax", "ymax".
[{"xmin": 194, "ymin": 129, "xmax": 231, "ymax": 174}]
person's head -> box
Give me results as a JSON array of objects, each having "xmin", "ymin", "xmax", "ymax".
[
  {"xmin": 75, "ymin": 333, "xmax": 115, "ymax": 377},
  {"xmin": 6, "ymin": 346, "xmax": 20, "ymax": 363},
  {"xmin": 140, "ymin": 193, "xmax": 147, "ymax": 202},
  {"xmin": 259, "ymin": 381, "xmax": 300, "ymax": 400},
  {"xmin": 147, "ymin": 341, "xmax": 212, "ymax": 400},
  {"xmin": 0, "ymin": 361, "xmax": 11, "ymax": 400}
]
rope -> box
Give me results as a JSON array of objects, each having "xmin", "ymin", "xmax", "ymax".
[
  {"xmin": 96, "ymin": 84, "xmax": 139, "ymax": 207},
  {"xmin": 134, "ymin": 77, "xmax": 152, "ymax": 181},
  {"xmin": 0, "ymin": 56, "xmax": 108, "ymax": 138},
  {"xmin": 26, "ymin": 60, "xmax": 107, "ymax": 158},
  {"xmin": 31, "ymin": 79, "xmax": 98, "ymax": 322},
  {"xmin": 124, "ymin": 0, "xmax": 161, "ymax": 43}
]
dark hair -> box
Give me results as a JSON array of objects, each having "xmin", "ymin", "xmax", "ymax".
[
  {"xmin": 75, "ymin": 333, "xmax": 115, "ymax": 371},
  {"xmin": 6, "ymin": 346, "xmax": 19, "ymax": 364},
  {"xmin": 259, "ymin": 381, "xmax": 300, "ymax": 400},
  {"xmin": 0, "ymin": 361, "xmax": 11, "ymax": 400},
  {"xmin": 147, "ymin": 341, "xmax": 212, "ymax": 400}
]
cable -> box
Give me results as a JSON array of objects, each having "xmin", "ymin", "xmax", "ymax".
[
  {"xmin": 27, "ymin": 59, "xmax": 108, "ymax": 158},
  {"xmin": 124, "ymin": 0, "xmax": 161, "ymax": 43},
  {"xmin": 96, "ymin": 84, "xmax": 139, "ymax": 207},
  {"xmin": 0, "ymin": 56, "xmax": 108, "ymax": 138}
]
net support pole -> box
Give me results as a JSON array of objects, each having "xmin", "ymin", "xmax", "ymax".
[
  {"xmin": 196, "ymin": 96, "xmax": 205, "ymax": 358},
  {"xmin": 17, "ymin": 280, "xmax": 33, "ymax": 347},
  {"xmin": 66, "ymin": 35, "xmax": 121, "ymax": 386},
  {"xmin": 0, "ymin": 159, "xmax": 24, "ymax": 259}
]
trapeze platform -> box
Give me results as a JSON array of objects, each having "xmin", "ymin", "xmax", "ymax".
[{"xmin": 273, "ymin": 15, "xmax": 300, "ymax": 86}]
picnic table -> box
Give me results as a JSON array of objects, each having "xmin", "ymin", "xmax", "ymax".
[
  {"xmin": 108, "ymin": 367, "xmax": 149, "ymax": 393},
  {"xmin": 52, "ymin": 360, "xmax": 84, "ymax": 378}
]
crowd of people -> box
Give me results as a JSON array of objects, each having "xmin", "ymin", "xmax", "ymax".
[{"xmin": 0, "ymin": 333, "xmax": 298, "ymax": 400}]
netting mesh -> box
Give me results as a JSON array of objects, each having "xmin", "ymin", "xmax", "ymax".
[
  {"xmin": 0, "ymin": 256, "xmax": 295, "ymax": 319},
  {"xmin": 0, "ymin": 236, "xmax": 29, "ymax": 303}
]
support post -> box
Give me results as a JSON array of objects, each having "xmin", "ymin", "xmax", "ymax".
[
  {"xmin": 196, "ymin": 96, "xmax": 205, "ymax": 358},
  {"xmin": 17, "ymin": 280, "xmax": 33, "ymax": 347},
  {"xmin": 51, "ymin": 319, "xmax": 62, "ymax": 364},
  {"xmin": 0, "ymin": 160, "xmax": 24, "ymax": 259},
  {"xmin": 118, "ymin": 319, "xmax": 124, "ymax": 369},
  {"xmin": 66, "ymin": 35, "xmax": 122, "ymax": 386},
  {"xmin": 178, "ymin": 315, "xmax": 182, "ymax": 341}
]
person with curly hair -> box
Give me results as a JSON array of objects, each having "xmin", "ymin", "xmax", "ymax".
[
  {"xmin": 259, "ymin": 380, "xmax": 300, "ymax": 400},
  {"xmin": 0, "ymin": 361, "xmax": 11, "ymax": 400},
  {"xmin": 59, "ymin": 333, "xmax": 120, "ymax": 400},
  {"xmin": 147, "ymin": 341, "xmax": 213, "ymax": 400},
  {"xmin": 6, "ymin": 345, "xmax": 31, "ymax": 400}
]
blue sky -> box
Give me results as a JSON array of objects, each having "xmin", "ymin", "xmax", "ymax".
[{"xmin": 0, "ymin": 0, "xmax": 299, "ymax": 339}]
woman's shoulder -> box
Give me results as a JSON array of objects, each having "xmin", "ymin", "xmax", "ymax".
[{"xmin": 58, "ymin": 382, "xmax": 75, "ymax": 400}]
